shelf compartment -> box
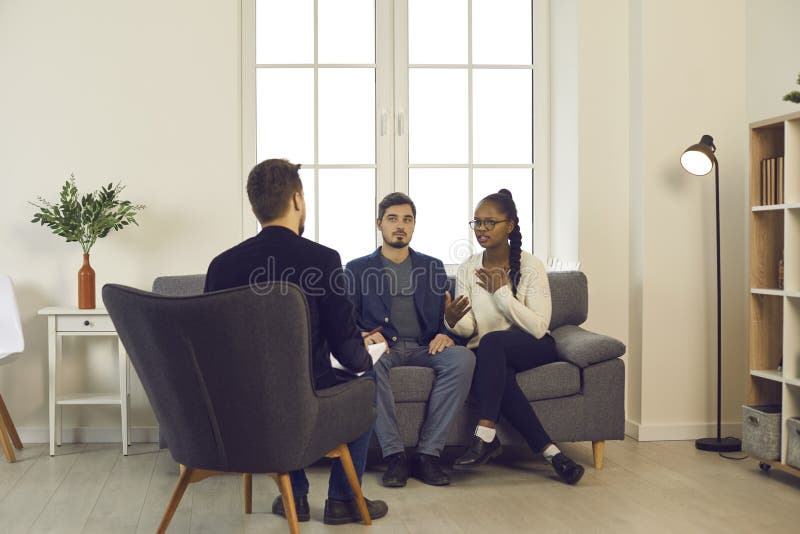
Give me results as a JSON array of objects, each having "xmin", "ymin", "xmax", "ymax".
[
  {"xmin": 785, "ymin": 208, "xmax": 800, "ymax": 291},
  {"xmin": 750, "ymin": 210, "xmax": 784, "ymax": 289},
  {"xmin": 750, "ymin": 293, "xmax": 783, "ymax": 371},
  {"xmin": 749, "ymin": 375, "xmax": 782, "ymax": 405},
  {"xmin": 784, "ymin": 297, "xmax": 800, "ymax": 383},
  {"xmin": 750, "ymin": 123, "xmax": 784, "ymax": 208}
]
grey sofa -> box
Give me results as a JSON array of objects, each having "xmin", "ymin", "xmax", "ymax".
[
  {"xmin": 152, "ymin": 271, "xmax": 626, "ymax": 469},
  {"xmin": 389, "ymin": 271, "xmax": 625, "ymax": 469}
]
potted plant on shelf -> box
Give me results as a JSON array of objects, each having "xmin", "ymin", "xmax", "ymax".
[{"xmin": 30, "ymin": 174, "xmax": 145, "ymax": 309}]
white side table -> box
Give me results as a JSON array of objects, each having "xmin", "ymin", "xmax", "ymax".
[{"xmin": 37, "ymin": 307, "xmax": 129, "ymax": 456}]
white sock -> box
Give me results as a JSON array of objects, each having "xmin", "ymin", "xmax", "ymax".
[
  {"xmin": 542, "ymin": 444, "xmax": 561, "ymax": 464},
  {"xmin": 474, "ymin": 425, "xmax": 496, "ymax": 443}
]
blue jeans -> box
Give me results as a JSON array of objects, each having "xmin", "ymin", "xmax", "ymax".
[
  {"xmin": 373, "ymin": 341, "xmax": 475, "ymax": 457},
  {"xmin": 290, "ymin": 370, "xmax": 375, "ymax": 501}
]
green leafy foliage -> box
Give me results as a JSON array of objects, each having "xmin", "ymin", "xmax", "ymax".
[
  {"xmin": 784, "ymin": 91, "xmax": 800, "ymax": 104},
  {"xmin": 30, "ymin": 174, "xmax": 146, "ymax": 253},
  {"xmin": 784, "ymin": 72, "xmax": 800, "ymax": 103}
]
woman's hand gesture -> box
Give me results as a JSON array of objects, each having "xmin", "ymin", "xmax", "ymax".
[
  {"xmin": 475, "ymin": 267, "xmax": 509, "ymax": 294},
  {"xmin": 444, "ymin": 291, "xmax": 471, "ymax": 327}
]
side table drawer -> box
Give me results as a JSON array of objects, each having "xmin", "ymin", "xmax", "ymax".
[{"xmin": 56, "ymin": 315, "xmax": 116, "ymax": 332}]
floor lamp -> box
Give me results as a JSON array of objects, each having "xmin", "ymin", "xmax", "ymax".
[{"xmin": 680, "ymin": 135, "xmax": 742, "ymax": 453}]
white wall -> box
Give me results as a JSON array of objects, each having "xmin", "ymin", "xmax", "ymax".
[
  {"xmin": 746, "ymin": 0, "xmax": 800, "ymax": 122},
  {"xmin": 575, "ymin": 0, "xmax": 749, "ymax": 440},
  {"xmin": 0, "ymin": 0, "xmax": 242, "ymax": 439}
]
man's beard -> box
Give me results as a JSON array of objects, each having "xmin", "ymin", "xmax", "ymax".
[{"xmin": 384, "ymin": 238, "xmax": 407, "ymax": 249}]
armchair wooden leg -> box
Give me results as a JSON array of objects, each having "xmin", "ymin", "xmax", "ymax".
[
  {"xmin": 0, "ymin": 414, "xmax": 15, "ymax": 462},
  {"xmin": 243, "ymin": 473, "xmax": 252, "ymax": 514},
  {"xmin": 157, "ymin": 465, "xmax": 194, "ymax": 534},
  {"xmin": 326, "ymin": 443, "xmax": 371, "ymax": 525},
  {"xmin": 271, "ymin": 473, "xmax": 300, "ymax": 534},
  {"xmin": 0, "ymin": 394, "xmax": 22, "ymax": 450},
  {"xmin": 592, "ymin": 440, "xmax": 605, "ymax": 469}
]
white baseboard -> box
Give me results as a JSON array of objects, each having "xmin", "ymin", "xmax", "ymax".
[
  {"xmin": 17, "ymin": 426, "xmax": 159, "ymax": 444},
  {"xmin": 625, "ymin": 419, "xmax": 742, "ymax": 442}
]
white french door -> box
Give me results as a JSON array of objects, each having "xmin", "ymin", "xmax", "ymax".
[{"xmin": 242, "ymin": 0, "xmax": 548, "ymax": 264}]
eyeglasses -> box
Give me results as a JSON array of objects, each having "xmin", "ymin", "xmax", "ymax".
[{"xmin": 469, "ymin": 219, "xmax": 510, "ymax": 230}]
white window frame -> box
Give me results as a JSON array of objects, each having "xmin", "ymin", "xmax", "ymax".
[{"xmin": 241, "ymin": 0, "xmax": 550, "ymax": 262}]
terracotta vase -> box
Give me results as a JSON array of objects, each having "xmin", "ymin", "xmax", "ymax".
[{"xmin": 78, "ymin": 253, "xmax": 96, "ymax": 309}]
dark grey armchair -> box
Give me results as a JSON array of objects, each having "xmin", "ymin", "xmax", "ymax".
[{"xmin": 102, "ymin": 282, "xmax": 376, "ymax": 534}]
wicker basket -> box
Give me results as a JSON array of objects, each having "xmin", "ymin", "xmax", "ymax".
[{"xmin": 742, "ymin": 404, "xmax": 781, "ymax": 460}]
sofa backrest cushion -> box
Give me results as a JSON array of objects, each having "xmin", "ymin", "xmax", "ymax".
[
  {"xmin": 152, "ymin": 274, "xmax": 206, "ymax": 296},
  {"xmin": 153, "ymin": 271, "xmax": 589, "ymax": 330},
  {"xmin": 547, "ymin": 271, "xmax": 588, "ymax": 329}
]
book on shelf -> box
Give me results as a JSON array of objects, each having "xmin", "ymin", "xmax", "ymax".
[
  {"xmin": 758, "ymin": 156, "xmax": 785, "ymax": 206},
  {"xmin": 767, "ymin": 158, "xmax": 775, "ymax": 205}
]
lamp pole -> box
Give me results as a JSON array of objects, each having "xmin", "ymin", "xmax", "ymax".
[{"xmin": 695, "ymin": 154, "xmax": 741, "ymax": 452}]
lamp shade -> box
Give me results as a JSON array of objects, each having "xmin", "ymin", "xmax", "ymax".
[{"xmin": 680, "ymin": 134, "xmax": 716, "ymax": 176}]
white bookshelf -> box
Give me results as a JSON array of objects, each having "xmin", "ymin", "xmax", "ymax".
[{"xmin": 748, "ymin": 111, "xmax": 800, "ymax": 477}]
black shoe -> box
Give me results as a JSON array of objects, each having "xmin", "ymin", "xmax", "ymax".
[
  {"xmin": 453, "ymin": 436, "xmax": 503, "ymax": 469},
  {"xmin": 411, "ymin": 453, "xmax": 450, "ymax": 486},
  {"xmin": 382, "ymin": 452, "xmax": 410, "ymax": 487},
  {"xmin": 323, "ymin": 497, "xmax": 389, "ymax": 525},
  {"xmin": 551, "ymin": 452, "xmax": 585, "ymax": 485},
  {"xmin": 271, "ymin": 494, "xmax": 310, "ymax": 522}
]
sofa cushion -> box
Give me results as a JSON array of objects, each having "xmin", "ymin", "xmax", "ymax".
[
  {"xmin": 551, "ymin": 324, "xmax": 626, "ymax": 368},
  {"xmin": 389, "ymin": 361, "xmax": 580, "ymax": 403},
  {"xmin": 548, "ymin": 271, "xmax": 588, "ymax": 329}
]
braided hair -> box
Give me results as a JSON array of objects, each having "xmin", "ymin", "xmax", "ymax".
[{"xmin": 479, "ymin": 189, "xmax": 522, "ymax": 297}]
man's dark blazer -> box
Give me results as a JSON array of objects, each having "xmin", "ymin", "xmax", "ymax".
[
  {"xmin": 204, "ymin": 225, "xmax": 371, "ymax": 389},
  {"xmin": 345, "ymin": 247, "xmax": 451, "ymax": 348}
]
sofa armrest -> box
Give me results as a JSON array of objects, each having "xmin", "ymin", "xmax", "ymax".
[{"xmin": 550, "ymin": 324, "xmax": 626, "ymax": 368}]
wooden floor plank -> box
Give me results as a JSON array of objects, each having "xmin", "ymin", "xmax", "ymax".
[
  {"xmin": 0, "ymin": 443, "xmax": 86, "ymax": 534},
  {"xmin": 84, "ymin": 444, "xmax": 159, "ymax": 526},
  {"xmin": 28, "ymin": 444, "xmax": 120, "ymax": 534}
]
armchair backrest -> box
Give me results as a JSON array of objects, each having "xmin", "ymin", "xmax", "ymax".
[
  {"xmin": 103, "ymin": 282, "xmax": 320, "ymax": 474},
  {"xmin": 0, "ymin": 274, "xmax": 24, "ymax": 361}
]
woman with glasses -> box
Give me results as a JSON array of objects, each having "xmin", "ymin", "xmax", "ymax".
[{"xmin": 444, "ymin": 189, "xmax": 585, "ymax": 485}]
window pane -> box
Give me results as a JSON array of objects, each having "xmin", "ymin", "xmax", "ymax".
[
  {"xmin": 318, "ymin": 169, "xmax": 375, "ymax": 263},
  {"xmin": 256, "ymin": 69, "xmax": 314, "ymax": 164},
  {"xmin": 409, "ymin": 168, "xmax": 471, "ymax": 264},
  {"xmin": 256, "ymin": 0, "xmax": 313, "ymax": 64},
  {"xmin": 408, "ymin": 0, "xmax": 467, "ymax": 64},
  {"xmin": 319, "ymin": 69, "xmax": 375, "ymax": 164},
  {"xmin": 473, "ymin": 168, "xmax": 533, "ymax": 252},
  {"xmin": 473, "ymin": 69, "xmax": 532, "ymax": 164},
  {"xmin": 318, "ymin": 0, "xmax": 375, "ymax": 64},
  {"xmin": 472, "ymin": 0, "xmax": 532, "ymax": 65},
  {"xmin": 409, "ymin": 69, "xmax": 468, "ymax": 164},
  {"xmin": 299, "ymin": 169, "xmax": 316, "ymax": 242}
]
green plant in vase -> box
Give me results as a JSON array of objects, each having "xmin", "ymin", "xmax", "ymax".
[{"xmin": 30, "ymin": 174, "xmax": 145, "ymax": 308}]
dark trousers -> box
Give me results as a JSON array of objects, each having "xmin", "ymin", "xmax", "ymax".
[
  {"xmin": 474, "ymin": 330, "xmax": 559, "ymax": 453},
  {"xmin": 290, "ymin": 370, "xmax": 375, "ymax": 500}
]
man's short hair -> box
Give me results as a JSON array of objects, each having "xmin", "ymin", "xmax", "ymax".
[
  {"xmin": 378, "ymin": 192, "xmax": 416, "ymax": 220},
  {"xmin": 247, "ymin": 159, "xmax": 303, "ymax": 223}
]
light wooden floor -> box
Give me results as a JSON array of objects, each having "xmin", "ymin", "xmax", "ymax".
[{"xmin": 1, "ymin": 438, "xmax": 798, "ymax": 533}]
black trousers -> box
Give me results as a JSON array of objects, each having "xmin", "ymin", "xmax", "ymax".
[{"xmin": 474, "ymin": 330, "xmax": 559, "ymax": 453}]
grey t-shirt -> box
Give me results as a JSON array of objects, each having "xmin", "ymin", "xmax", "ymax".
[{"xmin": 381, "ymin": 255, "xmax": 422, "ymax": 342}]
